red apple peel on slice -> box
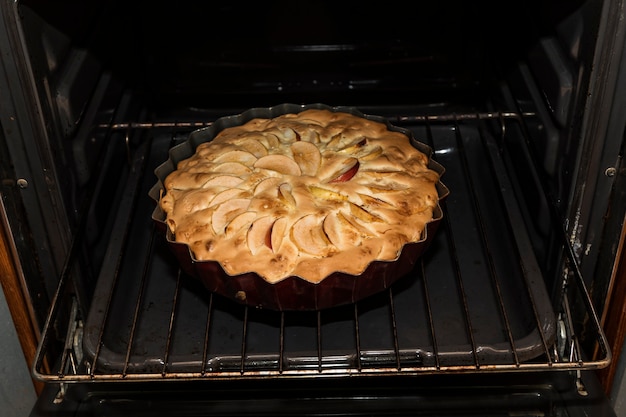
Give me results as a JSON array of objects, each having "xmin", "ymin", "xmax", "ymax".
[{"xmin": 329, "ymin": 160, "xmax": 360, "ymax": 183}]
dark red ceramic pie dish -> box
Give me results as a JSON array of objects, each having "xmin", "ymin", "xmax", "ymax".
[{"xmin": 149, "ymin": 103, "xmax": 448, "ymax": 311}]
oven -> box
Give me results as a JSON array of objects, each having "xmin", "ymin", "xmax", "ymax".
[{"xmin": 0, "ymin": 0, "xmax": 625, "ymax": 416}]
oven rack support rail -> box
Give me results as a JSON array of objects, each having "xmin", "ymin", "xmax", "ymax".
[{"xmin": 32, "ymin": 111, "xmax": 611, "ymax": 385}]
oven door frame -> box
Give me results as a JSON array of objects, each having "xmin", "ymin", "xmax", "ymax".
[{"xmin": 0, "ymin": 0, "xmax": 623, "ymax": 415}]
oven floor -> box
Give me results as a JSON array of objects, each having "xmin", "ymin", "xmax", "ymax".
[{"xmin": 30, "ymin": 371, "xmax": 616, "ymax": 417}]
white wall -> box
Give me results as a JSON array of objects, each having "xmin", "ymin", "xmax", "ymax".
[
  {"xmin": 612, "ymin": 335, "xmax": 626, "ymax": 417},
  {"xmin": 0, "ymin": 286, "xmax": 36, "ymax": 417}
]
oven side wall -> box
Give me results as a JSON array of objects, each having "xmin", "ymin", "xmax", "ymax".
[
  {"xmin": 0, "ymin": 1, "xmax": 73, "ymax": 313},
  {"xmin": 0, "ymin": 0, "xmax": 88, "ymax": 382}
]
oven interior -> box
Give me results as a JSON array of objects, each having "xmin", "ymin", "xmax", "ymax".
[{"xmin": 1, "ymin": 0, "xmax": 625, "ymax": 415}]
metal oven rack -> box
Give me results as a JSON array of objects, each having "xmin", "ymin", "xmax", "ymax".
[{"xmin": 32, "ymin": 110, "xmax": 611, "ymax": 386}]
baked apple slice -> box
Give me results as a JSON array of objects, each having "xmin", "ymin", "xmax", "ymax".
[
  {"xmin": 225, "ymin": 211, "xmax": 257, "ymax": 237},
  {"xmin": 236, "ymin": 138, "xmax": 269, "ymax": 157},
  {"xmin": 348, "ymin": 201, "xmax": 383, "ymax": 223},
  {"xmin": 212, "ymin": 161, "xmax": 253, "ymax": 175},
  {"xmin": 260, "ymin": 133, "xmax": 281, "ymax": 149},
  {"xmin": 278, "ymin": 127, "xmax": 299, "ymax": 142},
  {"xmin": 337, "ymin": 138, "xmax": 367, "ymax": 154},
  {"xmin": 291, "ymin": 141, "xmax": 321, "ymax": 176},
  {"xmin": 290, "ymin": 214, "xmax": 332, "ymax": 256},
  {"xmin": 356, "ymin": 192, "xmax": 395, "ymax": 209},
  {"xmin": 270, "ymin": 216, "xmax": 289, "ymax": 252},
  {"xmin": 247, "ymin": 216, "xmax": 275, "ymax": 255},
  {"xmin": 202, "ymin": 175, "xmax": 245, "ymax": 189},
  {"xmin": 328, "ymin": 158, "xmax": 360, "ymax": 183},
  {"xmin": 359, "ymin": 145, "xmax": 383, "ymax": 161},
  {"xmin": 211, "ymin": 198, "xmax": 251, "ymax": 234},
  {"xmin": 254, "ymin": 177, "xmax": 283, "ymax": 196},
  {"xmin": 208, "ymin": 188, "xmax": 248, "ymax": 208},
  {"xmin": 299, "ymin": 128, "xmax": 321, "ymax": 143},
  {"xmin": 254, "ymin": 154, "xmax": 302, "ymax": 176},
  {"xmin": 323, "ymin": 211, "xmax": 364, "ymax": 250},
  {"xmin": 364, "ymin": 183, "xmax": 408, "ymax": 193},
  {"xmin": 278, "ymin": 183, "xmax": 297, "ymax": 209},
  {"xmin": 325, "ymin": 133, "xmax": 345, "ymax": 149},
  {"xmin": 213, "ymin": 149, "xmax": 258, "ymax": 165},
  {"xmin": 308, "ymin": 185, "xmax": 348, "ymax": 202}
]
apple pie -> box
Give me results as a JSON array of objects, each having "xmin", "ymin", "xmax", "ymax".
[{"xmin": 158, "ymin": 108, "xmax": 443, "ymax": 286}]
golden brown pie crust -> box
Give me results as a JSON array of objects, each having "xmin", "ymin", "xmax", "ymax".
[{"xmin": 159, "ymin": 109, "xmax": 441, "ymax": 285}]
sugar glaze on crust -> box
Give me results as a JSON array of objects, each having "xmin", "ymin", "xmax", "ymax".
[{"xmin": 159, "ymin": 109, "xmax": 440, "ymax": 284}]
